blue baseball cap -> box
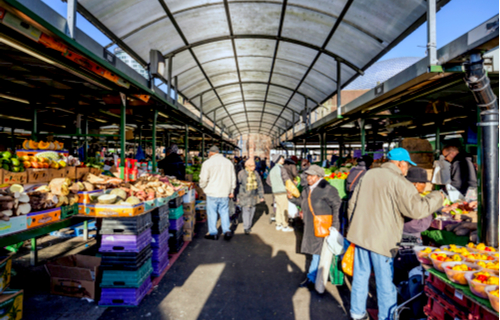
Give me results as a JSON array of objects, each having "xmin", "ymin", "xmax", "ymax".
[{"xmin": 387, "ymin": 148, "xmax": 417, "ymax": 166}]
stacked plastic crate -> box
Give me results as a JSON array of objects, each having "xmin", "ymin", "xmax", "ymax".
[
  {"xmin": 98, "ymin": 213, "xmax": 153, "ymax": 307},
  {"xmin": 151, "ymin": 204, "xmax": 170, "ymax": 276},
  {"xmin": 168, "ymin": 196, "xmax": 184, "ymax": 253}
]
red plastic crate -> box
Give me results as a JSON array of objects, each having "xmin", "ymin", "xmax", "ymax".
[
  {"xmin": 424, "ymin": 285, "xmax": 468, "ymax": 320},
  {"xmin": 469, "ymin": 303, "xmax": 498, "ymax": 320},
  {"xmin": 426, "ymin": 272, "xmax": 471, "ymax": 308}
]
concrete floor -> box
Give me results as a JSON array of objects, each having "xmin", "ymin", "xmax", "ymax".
[{"xmin": 17, "ymin": 195, "xmax": 358, "ymax": 320}]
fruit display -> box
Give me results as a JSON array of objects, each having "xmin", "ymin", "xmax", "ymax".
[
  {"xmin": 22, "ymin": 140, "xmax": 64, "ymax": 151},
  {"xmin": 0, "ymin": 184, "xmax": 32, "ymax": 220},
  {"xmin": 430, "ymin": 251, "xmax": 463, "ymax": 272},
  {"xmin": 465, "ymin": 253, "xmax": 497, "ymax": 263},
  {"xmin": 85, "ymin": 157, "xmax": 104, "ymax": 170},
  {"xmin": 0, "ymin": 152, "xmax": 25, "ymax": 173},
  {"xmin": 440, "ymin": 244, "xmax": 471, "ymax": 257},
  {"xmin": 186, "ymin": 164, "xmax": 201, "ymax": 182},
  {"xmin": 476, "ymin": 261, "xmax": 500, "ymax": 275},
  {"xmin": 413, "ymin": 246, "xmax": 437, "ymax": 265},
  {"xmin": 465, "ymin": 271, "xmax": 499, "ymax": 299},
  {"xmin": 19, "ymin": 155, "xmax": 66, "ymax": 169},
  {"xmin": 467, "ymin": 242, "xmax": 498, "ymax": 254},
  {"xmin": 324, "ymin": 166, "xmax": 351, "ymax": 180},
  {"xmin": 442, "ymin": 261, "xmax": 482, "ymax": 285},
  {"xmin": 117, "ymin": 175, "xmax": 176, "ymax": 202},
  {"xmin": 485, "ymin": 285, "xmax": 499, "ymax": 312}
]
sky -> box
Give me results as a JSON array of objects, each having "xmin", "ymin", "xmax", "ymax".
[{"xmin": 42, "ymin": 0, "xmax": 499, "ymax": 61}]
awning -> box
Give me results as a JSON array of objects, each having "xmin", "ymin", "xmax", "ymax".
[{"xmin": 77, "ymin": 0, "xmax": 451, "ymax": 137}]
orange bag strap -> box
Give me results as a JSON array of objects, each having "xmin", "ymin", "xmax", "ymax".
[
  {"xmin": 349, "ymin": 170, "xmax": 364, "ymax": 191},
  {"xmin": 307, "ymin": 190, "xmax": 316, "ymax": 217}
]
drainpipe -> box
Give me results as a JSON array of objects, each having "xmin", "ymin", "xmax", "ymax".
[{"xmin": 464, "ymin": 53, "xmax": 499, "ymax": 247}]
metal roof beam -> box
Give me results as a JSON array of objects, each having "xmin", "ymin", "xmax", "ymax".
[
  {"xmin": 216, "ymin": 110, "xmax": 291, "ymax": 123},
  {"xmin": 204, "ymin": 99, "xmax": 300, "ymax": 118}
]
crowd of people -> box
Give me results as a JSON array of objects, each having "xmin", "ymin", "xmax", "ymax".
[{"xmin": 158, "ymin": 142, "xmax": 478, "ymax": 320}]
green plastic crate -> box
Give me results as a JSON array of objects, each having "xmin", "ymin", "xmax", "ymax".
[
  {"xmin": 61, "ymin": 204, "xmax": 79, "ymax": 219},
  {"xmin": 100, "ymin": 259, "xmax": 152, "ymax": 288},
  {"xmin": 168, "ymin": 206, "xmax": 184, "ymax": 220}
]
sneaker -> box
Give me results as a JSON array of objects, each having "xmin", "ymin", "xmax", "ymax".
[
  {"xmin": 244, "ymin": 229, "xmax": 251, "ymax": 235},
  {"xmin": 276, "ymin": 225, "xmax": 283, "ymax": 231},
  {"xmin": 224, "ymin": 231, "xmax": 233, "ymax": 241},
  {"xmin": 282, "ymin": 226, "xmax": 294, "ymax": 232}
]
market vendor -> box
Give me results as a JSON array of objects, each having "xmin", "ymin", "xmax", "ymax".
[
  {"xmin": 403, "ymin": 167, "xmax": 434, "ymax": 241},
  {"xmin": 157, "ymin": 144, "xmax": 185, "ymax": 179},
  {"xmin": 288, "ymin": 165, "xmax": 341, "ymax": 290}
]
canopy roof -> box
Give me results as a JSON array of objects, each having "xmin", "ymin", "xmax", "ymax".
[{"xmin": 78, "ymin": 0, "xmax": 450, "ymax": 137}]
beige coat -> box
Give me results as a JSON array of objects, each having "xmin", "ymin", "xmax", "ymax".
[
  {"xmin": 199, "ymin": 154, "xmax": 236, "ymax": 198},
  {"xmin": 347, "ymin": 162, "xmax": 443, "ymax": 258}
]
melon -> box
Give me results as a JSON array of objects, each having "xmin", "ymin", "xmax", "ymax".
[
  {"xmin": 110, "ymin": 188, "xmax": 127, "ymax": 200},
  {"xmin": 35, "ymin": 151, "xmax": 59, "ymax": 161},
  {"xmin": 22, "ymin": 140, "xmax": 29, "ymax": 150},
  {"xmin": 125, "ymin": 196, "xmax": 141, "ymax": 205},
  {"xmin": 97, "ymin": 194, "xmax": 117, "ymax": 204},
  {"xmin": 29, "ymin": 140, "xmax": 38, "ymax": 149},
  {"xmin": 38, "ymin": 141, "xmax": 50, "ymax": 150}
]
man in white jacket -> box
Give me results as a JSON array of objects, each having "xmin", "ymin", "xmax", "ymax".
[{"xmin": 199, "ymin": 145, "xmax": 237, "ymax": 241}]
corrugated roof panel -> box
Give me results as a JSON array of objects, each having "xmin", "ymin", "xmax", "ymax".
[
  {"xmin": 174, "ymin": 4, "xmax": 230, "ymax": 44},
  {"xmin": 229, "ymin": 2, "xmax": 281, "ymax": 35}
]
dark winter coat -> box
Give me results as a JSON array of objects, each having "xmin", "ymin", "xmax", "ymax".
[
  {"xmin": 283, "ymin": 159, "xmax": 298, "ymax": 180},
  {"xmin": 450, "ymin": 153, "xmax": 477, "ymax": 195},
  {"xmin": 236, "ymin": 170, "xmax": 264, "ymax": 208},
  {"xmin": 346, "ymin": 163, "xmax": 368, "ymax": 193},
  {"xmin": 158, "ymin": 153, "xmax": 185, "ymax": 179},
  {"xmin": 290, "ymin": 179, "xmax": 341, "ymax": 255}
]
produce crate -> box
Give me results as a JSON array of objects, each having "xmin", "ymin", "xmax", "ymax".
[
  {"xmin": 168, "ymin": 196, "xmax": 183, "ymax": 209},
  {"xmin": 153, "ymin": 204, "xmax": 169, "ymax": 217},
  {"xmin": 152, "ymin": 255, "xmax": 169, "ymax": 277},
  {"xmin": 169, "ymin": 216, "xmax": 184, "ymax": 231},
  {"xmin": 100, "ymin": 213, "xmax": 152, "ymax": 235},
  {"xmin": 183, "ymin": 215, "xmax": 195, "ymax": 230},
  {"xmin": 2, "ymin": 170, "xmax": 27, "ymax": 185},
  {"xmin": 26, "ymin": 168, "xmax": 50, "ymax": 183},
  {"xmin": 424, "ymin": 284, "xmax": 468, "ymax": 320},
  {"xmin": 151, "ymin": 229, "xmax": 170, "ymax": 249},
  {"xmin": 0, "ymin": 217, "xmax": 27, "ymax": 237},
  {"xmin": 0, "ymin": 289, "xmax": 23, "ymax": 320},
  {"xmin": 183, "ymin": 228, "xmax": 194, "ymax": 242},
  {"xmin": 100, "ymin": 229, "xmax": 152, "ymax": 253},
  {"xmin": 182, "ymin": 189, "xmax": 195, "ymax": 203},
  {"xmin": 99, "ymin": 277, "xmax": 151, "ymax": 307},
  {"xmin": 26, "ymin": 208, "xmax": 61, "ymax": 229},
  {"xmin": 144, "ymin": 199, "xmax": 156, "ymax": 211},
  {"xmin": 182, "ymin": 201, "xmax": 195, "ymax": 215},
  {"xmin": 0, "ymin": 255, "xmax": 12, "ymax": 294},
  {"xmin": 195, "ymin": 201, "xmax": 206, "ymax": 211},
  {"xmin": 75, "ymin": 167, "xmax": 90, "ymax": 180},
  {"xmin": 66, "ymin": 167, "xmax": 77, "ymax": 180},
  {"xmin": 100, "ymin": 246, "xmax": 152, "ymax": 271},
  {"xmin": 48, "ymin": 168, "xmax": 67, "ymax": 180},
  {"xmin": 152, "ymin": 246, "xmax": 169, "ymax": 263},
  {"xmin": 100, "ymin": 259, "xmax": 152, "ymax": 288},
  {"xmin": 168, "ymin": 230, "xmax": 184, "ymax": 253},
  {"xmin": 168, "ymin": 206, "xmax": 184, "ymax": 220},
  {"xmin": 197, "ymin": 210, "xmax": 207, "ymax": 221},
  {"xmin": 84, "ymin": 203, "xmax": 145, "ymax": 218},
  {"xmin": 77, "ymin": 190, "xmax": 104, "ymax": 204},
  {"xmin": 61, "ymin": 204, "xmax": 79, "ymax": 219},
  {"xmin": 151, "ymin": 218, "xmax": 169, "ymax": 235}
]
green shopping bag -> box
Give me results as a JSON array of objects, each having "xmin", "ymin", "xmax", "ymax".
[{"xmin": 330, "ymin": 255, "xmax": 344, "ymax": 286}]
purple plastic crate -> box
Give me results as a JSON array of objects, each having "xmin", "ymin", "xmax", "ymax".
[
  {"xmin": 100, "ymin": 229, "xmax": 152, "ymax": 253},
  {"xmin": 169, "ymin": 216, "xmax": 184, "ymax": 231},
  {"xmin": 152, "ymin": 246, "xmax": 169, "ymax": 262},
  {"xmin": 151, "ymin": 229, "xmax": 170, "ymax": 249},
  {"xmin": 99, "ymin": 277, "xmax": 151, "ymax": 307},
  {"xmin": 152, "ymin": 256, "xmax": 169, "ymax": 277}
]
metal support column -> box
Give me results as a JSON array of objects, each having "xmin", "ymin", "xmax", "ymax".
[
  {"xmin": 167, "ymin": 56, "xmax": 173, "ymax": 103},
  {"xmin": 185, "ymin": 126, "xmax": 189, "ymax": 167},
  {"xmin": 152, "ymin": 109, "xmax": 158, "ymax": 172},
  {"xmin": 84, "ymin": 115, "xmax": 88, "ymax": 161},
  {"xmin": 32, "ymin": 108, "xmax": 38, "ymax": 142},
  {"xmin": 66, "ymin": 0, "xmax": 76, "ymax": 38},
  {"xmin": 30, "ymin": 237, "xmax": 37, "ymax": 266},
  {"xmin": 167, "ymin": 132, "xmax": 171, "ymax": 148},
  {"xmin": 139, "ymin": 125, "xmax": 143, "ymax": 151},
  {"xmin": 83, "ymin": 220, "xmax": 88, "ymax": 241},
  {"xmin": 337, "ymin": 59, "xmax": 342, "ymax": 118},
  {"xmin": 435, "ymin": 121, "xmax": 441, "ymax": 158},
  {"xmin": 464, "ymin": 53, "xmax": 499, "ymax": 246},
  {"xmin": 427, "ymin": 0, "xmax": 438, "ymax": 67},
  {"xmin": 174, "ymin": 76, "xmax": 178, "ymax": 105},
  {"xmin": 120, "ymin": 94, "xmax": 126, "ymax": 179},
  {"xmin": 202, "ymin": 133, "xmax": 205, "ymax": 162},
  {"xmin": 200, "ymin": 94, "xmax": 204, "ymax": 123},
  {"xmin": 360, "ymin": 119, "xmax": 366, "ymax": 155},
  {"xmin": 319, "ymin": 133, "xmax": 324, "ymax": 162}
]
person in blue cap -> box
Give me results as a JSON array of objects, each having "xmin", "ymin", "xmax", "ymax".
[{"xmin": 346, "ymin": 148, "xmax": 445, "ymax": 320}]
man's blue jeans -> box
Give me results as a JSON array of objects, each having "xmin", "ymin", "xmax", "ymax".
[
  {"xmin": 207, "ymin": 196, "xmax": 230, "ymax": 235},
  {"xmin": 307, "ymin": 254, "xmax": 320, "ymax": 282},
  {"xmin": 350, "ymin": 245, "xmax": 397, "ymax": 320}
]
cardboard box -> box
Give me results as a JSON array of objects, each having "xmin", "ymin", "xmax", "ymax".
[
  {"xmin": 45, "ymin": 255, "xmax": 101, "ymax": 300},
  {"xmin": 85, "ymin": 203, "xmax": 145, "ymax": 217},
  {"xmin": 26, "ymin": 208, "xmax": 61, "ymax": 229},
  {"xmin": 0, "ymin": 289, "xmax": 23, "ymax": 320},
  {"xmin": 2, "ymin": 170, "xmax": 27, "ymax": 185},
  {"xmin": 77, "ymin": 190, "xmax": 104, "ymax": 204},
  {"xmin": 183, "ymin": 201, "xmax": 195, "ymax": 215},
  {"xmin": 183, "ymin": 228, "xmax": 194, "ymax": 242},
  {"xmin": 183, "ymin": 215, "xmax": 194, "ymax": 230},
  {"xmin": 185, "ymin": 174, "xmax": 193, "ymax": 182},
  {"xmin": 75, "ymin": 167, "xmax": 90, "ymax": 180},
  {"xmin": 197, "ymin": 210, "xmax": 207, "ymax": 221},
  {"xmin": 0, "ymin": 255, "xmax": 12, "ymax": 294},
  {"xmin": 78, "ymin": 204, "xmax": 93, "ymax": 216},
  {"xmin": 66, "ymin": 167, "xmax": 77, "ymax": 180},
  {"xmin": 26, "ymin": 168, "xmax": 50, "ymax": 183},
  {"xmin": 48, "ymin": 168, "xmax": 67, "ymax": 180},
  {"xmin": 0, "ymin": 217, "xmax": 27, "ymax": 237},
  {"xmin": 198, "ymin": 193, "xmax": 207, "ymax": 201},
  {"xmin": 90, "ymin": 168, "xmax": 101, "ymax": 176},
  {"xmin": 195, "ymin": 201, "xmax": 207, "ymax": 211}
]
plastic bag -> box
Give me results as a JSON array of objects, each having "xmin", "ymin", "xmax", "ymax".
[
  {"xmin": 431, "ymin": 155, "xmax": 451, "ymax": 185},
  {"xmin": 288, "ymin": 201, "xmax": 299, "ymax": 219},
  {"xmin": 326, "ymin": 227, "xmax": 345, "ymax": 255},
  {"xmin": 285, "ymin": 179, "xmax": 300, "ymax": 198},
  {"xmin": 341, "ymin": 243, "xmax": 355, "ymax": 277},
  {"xmin": 446, "ymin": 184, "xmax": 465, "ymax": 202},
  {"xmin": 330, "ymin": 255, "xmax": 344, "ymax": 286},
  {"xmin": 315, "ymin": 237, "xmax": 334, "ymax": 294}
]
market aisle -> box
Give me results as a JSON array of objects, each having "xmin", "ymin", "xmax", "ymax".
[{"xmin": 99, "ymin": 195, "xmax": 350, "ymax": 320}]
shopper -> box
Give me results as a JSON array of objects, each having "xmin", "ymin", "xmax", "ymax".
[
  {"xmin": 267, "ymin": 154, "xmax": 293, "ymax": 232},
  {"xmin": 300, "ymin": 158, "xmax": 311, "ymax": 189},
  {"xmin": 288, "ymin": 165, "xmax": 341, "ymax": 288},
  {"xmin": 237, "ymin": 159, "xmax": 265, "ymax": 234},
  {"xmin": 346, "ymin": 155, "xmax": 373, "ymax": 197},
  {"xmin": 347, "ymin": 148, "xmax": 444, "ymax": 320},
  {"xmin": 284, "ymin": 158, "xmax": 298, "ymax": 182},
  {"xmin": 199, "ymin": 145, "xmax": 237, "ymax": 241},
  {"xmin": 442, "ymin": 145, "xmax": 477, "ymax": 195},
  {"xmin": 157, "ymin": 144, "xmax": 185, "ymax": 179}
]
